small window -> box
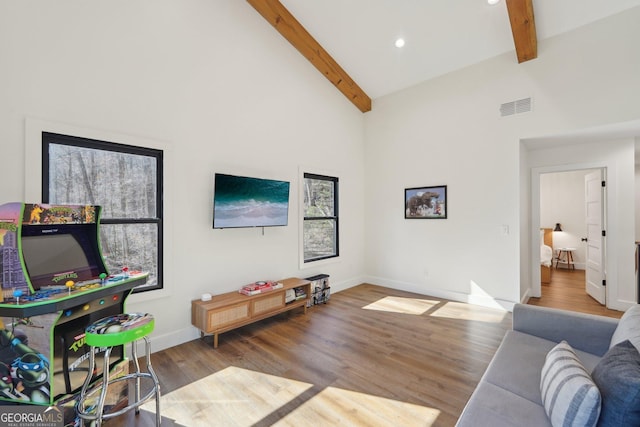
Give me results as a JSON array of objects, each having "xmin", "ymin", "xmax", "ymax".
[
  {"xmin": 303, "ymin": 173, "xmax": 339, "ymax": 262},
  {"xmin": 42, "ymin": 132, "xmax": 163, "ymax": 292}
]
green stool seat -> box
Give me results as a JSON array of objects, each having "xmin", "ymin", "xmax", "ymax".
[
  {"xmin": 85, "ymin": 313, "xmax": 155, "ymax": 347},
  {"xmin": 75, "ymin": 313, "xmax": 160, "ymax": 427}
]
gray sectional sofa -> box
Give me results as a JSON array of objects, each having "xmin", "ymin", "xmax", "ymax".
[{"xmin": 457, "ymin": 303, "xmax": 640, "ymax": 427}]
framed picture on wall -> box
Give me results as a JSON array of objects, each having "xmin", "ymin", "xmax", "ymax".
[{"xmin": 405, "ymin": 185, "xmax": 447, "ymax": 219}]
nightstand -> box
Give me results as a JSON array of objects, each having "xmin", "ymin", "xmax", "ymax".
[{"xmin": 555, "ymin": 248, "xmax": 576, "ymax": 270}]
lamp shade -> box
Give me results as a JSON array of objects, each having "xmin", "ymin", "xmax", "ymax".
[{"xmin": 553, "ymin": 223, "xmax": 562, "ymax": 232}]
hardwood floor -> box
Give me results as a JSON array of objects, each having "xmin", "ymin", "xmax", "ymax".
[
  {"xmin": 103, "ymin": 284, "xmax": 512, "ymax": 427},
  {"xmin": 527, "ymin": 268, "xmax": 623, "ymax": 319}
]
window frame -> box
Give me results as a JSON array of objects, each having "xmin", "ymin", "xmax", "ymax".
[
  {"xmin": 41, "ymin": 132, "xmax": 163, "ymax": 293},
  {"xmin": 302, "ymin": 172, "xmax": 339, "ymax": 263}
]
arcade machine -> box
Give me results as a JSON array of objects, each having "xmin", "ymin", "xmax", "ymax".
[{"xmin": 0, "ymin": 202, "xmax": 148, "ymax": 407}]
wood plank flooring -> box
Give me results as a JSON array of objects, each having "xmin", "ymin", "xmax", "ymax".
[
  {"xmin": 527, "ymin": 268, "xmax": 623, "ymax": 319},
  {"xmin": 104, "ymin": 284, "xmax": 512, "ymax": 427}
]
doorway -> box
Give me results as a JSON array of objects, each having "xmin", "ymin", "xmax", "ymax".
[
  {"xmin": 523, "ymin": 128, "xmax": 638, "ymax": 313},
  {"xmin": 539, "ymin": 168, "xmax": 605, "ymax": 306}
]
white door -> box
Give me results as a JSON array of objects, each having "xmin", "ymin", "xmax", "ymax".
[{"xmin": 585, "ymin": 170, "xmax": 605, "ymax": 304}]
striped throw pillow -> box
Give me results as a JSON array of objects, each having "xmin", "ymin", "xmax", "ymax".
[{"xmin": 540, "ymin": 341, "xmax": 601, "ymax": 427}]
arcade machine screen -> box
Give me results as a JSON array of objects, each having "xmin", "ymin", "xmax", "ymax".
[{"xmin": 20, "ymin": 224, "xmax": 104, "ymax": 291}]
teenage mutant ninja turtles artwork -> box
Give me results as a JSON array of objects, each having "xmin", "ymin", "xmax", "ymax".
[{"xmin": 0, "ymin": 317, "xmax": 53, "ymax": 404}]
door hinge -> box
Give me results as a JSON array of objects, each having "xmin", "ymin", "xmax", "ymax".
[
  {"xmin": 602, "ymin": 180, "xmax": 606, "ymax": 187},
  {"xmin": 602, "ymin": 230, "xmax": 606, "ymax": 237},
  {"xmin": 602, "ymin": 279, "xmax": 606, "ymax": 287}
]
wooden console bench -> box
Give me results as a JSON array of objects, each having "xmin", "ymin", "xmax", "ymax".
[{"xmin": 191, "ymin": 277, "xmax": 311, "ymax": 348}]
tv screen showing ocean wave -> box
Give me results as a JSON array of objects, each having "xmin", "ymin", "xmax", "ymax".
[{"xmin": 213, "ymin": 173, "xmax": 290, "ymax": 228}]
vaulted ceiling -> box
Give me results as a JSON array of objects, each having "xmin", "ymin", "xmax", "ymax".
[{"xmin": 248, "ymin": 0, "xmax": 640, "ymax": 112}]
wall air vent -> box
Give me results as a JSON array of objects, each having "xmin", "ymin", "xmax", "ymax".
[{"xmin": 500, "ymin": 97, "xmax": 532, "ymax": 117}]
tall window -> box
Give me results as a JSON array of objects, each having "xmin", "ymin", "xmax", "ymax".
[
  {"xmin": 42, "ymin": 132, "xmax": 163, "ymax": 292},
  {"xmin": 303, "ymin": 173, "xmax": 339, "ymax": 262}
]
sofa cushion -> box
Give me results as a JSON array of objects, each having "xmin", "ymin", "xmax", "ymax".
[
  {"xmin": 456, "ymin": 380, "xmax": 551, "ymax": 427},
  {"xmin": 610, "ymin": 304, "xmax": 640, "ymax": 350},
  {"xmin": 540, "ymin": 341, "xmax": 601, "ymax": 427},
  {"xmin": 592, "ymin": 340, "xmax": 640, "ymax": 427},
  {"xmin": 482, "ymin": 330, "xmax": 601, "ymax": 405}
]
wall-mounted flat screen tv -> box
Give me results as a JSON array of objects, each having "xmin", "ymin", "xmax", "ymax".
[{"xmin": 213, "ymin": 173, "xmax": 290, "ymax": 229}]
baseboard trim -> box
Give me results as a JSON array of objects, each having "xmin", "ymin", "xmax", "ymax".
[
  {"xmin": 362, "ymin": 275, "xmax": 515, "ymax": 312},
  {"xmin": 147, "ymin": 275, "xmax": 517, "ymax": 354},
  {"xmin": 148, "ymin": 275, "xmax": 368, "ymax": 353},
  {"xmin": 147, "ymin": 326, "xmax": 201, "ymax": 353}
]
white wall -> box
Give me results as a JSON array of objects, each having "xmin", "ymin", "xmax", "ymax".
[
  {"xmin": 540, "ymin": 169, "xmax": 597, "ymax": 269},
  {"xmin": 3, "ymin": 2, "xmax": 640, "ymax": 352},
  {"xmin": 364, "ymin": 7, "xmax": 640, "ymax": 310},
  {"xmin": 0, "ymin": 1, "xmax": 366, "ymax": 351}
]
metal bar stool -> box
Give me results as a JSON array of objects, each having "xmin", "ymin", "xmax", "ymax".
[{"xmin": 75, "ymin": 313, "xmax": 161, "ymax": 426}]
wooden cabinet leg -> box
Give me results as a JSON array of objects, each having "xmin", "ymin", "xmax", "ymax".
[{"xmin": 214, "ymin": 333, "xmax": 219, "ymax": 348}]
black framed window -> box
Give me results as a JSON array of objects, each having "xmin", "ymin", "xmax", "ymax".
[
  {"xmin": 303, "ymin": 173, "xmax": 339, "ymax": 262},
  {"xmin": 42, "ymin": 132, "xmax": 163, "ymax": 292}
]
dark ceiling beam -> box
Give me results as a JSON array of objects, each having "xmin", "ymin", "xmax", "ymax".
[
  {"xmin": 506, "ymin": 0, "xmax": 538, "ymax": 63},
  {"xmin": 246, "ymin": 0, "xmax": 372, "ymax": 113}
]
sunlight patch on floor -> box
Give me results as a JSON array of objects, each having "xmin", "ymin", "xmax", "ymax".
[
  {"xmin": 141, "ymin": 366, "xmax": 441, "ymax": 426},
  {"xmin": 362, "ymin": 296, "xmax": 441, "ymax": 315},
  {"xmin": 430, "ymin": 301, "xmax": 507, "ymax": 323},
  {"xmin": 142, "ymin": 366, "xmax": 312, "ymax": 426},
  {"xmin": 275, "ymin": 386, "xmax": 440, "ymax": 426}
]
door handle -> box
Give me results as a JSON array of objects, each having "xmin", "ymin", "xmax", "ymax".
[{"xmin": 581, "ymin": 237, "xmax": 588, "ymax": 242}]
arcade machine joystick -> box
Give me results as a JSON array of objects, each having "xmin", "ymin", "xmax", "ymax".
[
  {"xmin": 99, "ymin": 273, "xmax": 107, "ymax": 285},
  {"xmin": 13, "ymin": 289, "xmax": 23, "ymax": 305},
  {"xmin": 65, "ymin": 280, "xmax": 75, "ymax": 296}
]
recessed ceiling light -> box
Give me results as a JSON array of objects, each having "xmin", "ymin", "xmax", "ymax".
[
  {"xmin": 395, "ymin": 38, "xmax": 405, "ymax": 48},
  {"xmin": 487, "ymin": 0, "xmax": 500, "ymax": 5}
]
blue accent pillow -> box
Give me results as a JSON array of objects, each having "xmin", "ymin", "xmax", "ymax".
[{"xmin": 592, "ymin": 340, "xmax": 640, "ymax": 427}]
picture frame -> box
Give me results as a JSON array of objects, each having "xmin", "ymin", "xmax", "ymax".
[{"xmin": 405, "ymin": 185, "xmax": 447, "ymax": 219}]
